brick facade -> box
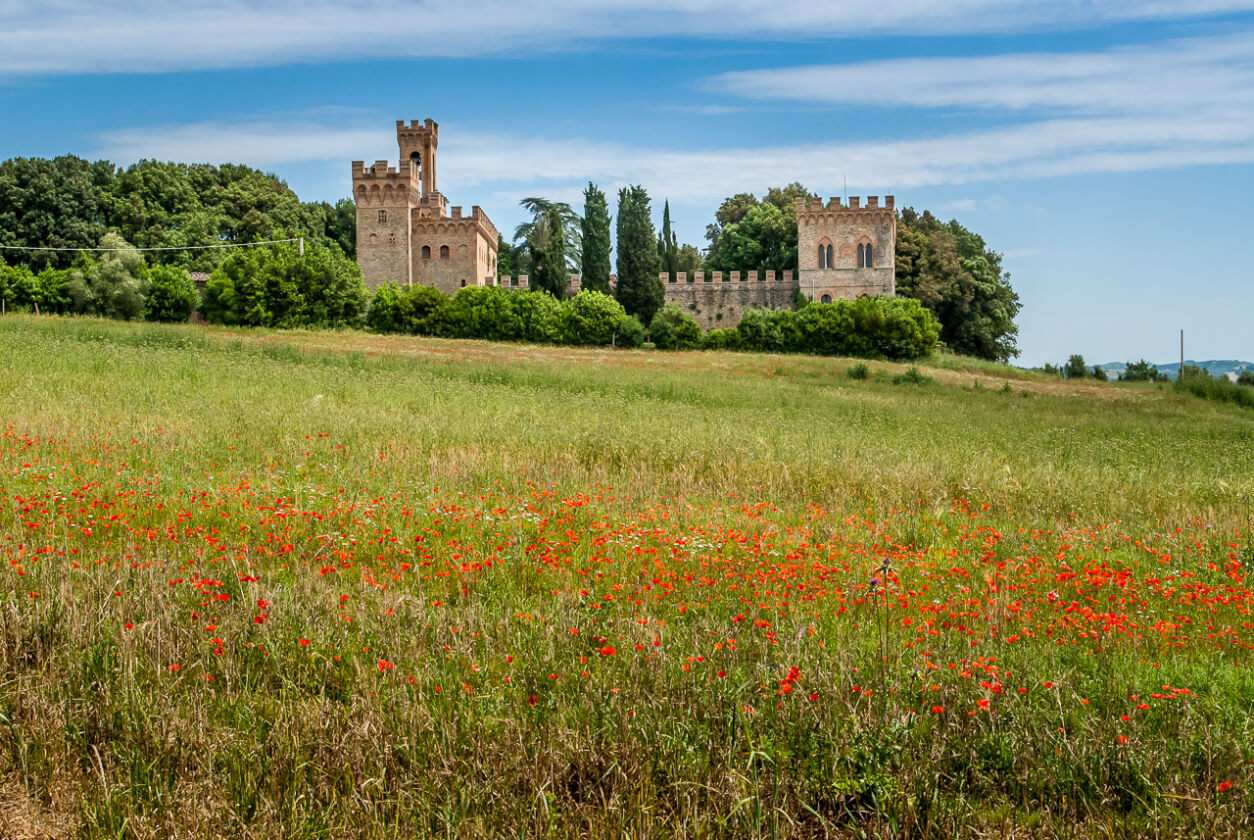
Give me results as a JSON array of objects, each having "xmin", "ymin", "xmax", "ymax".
[
  {"xmin": 353, "ymin": 120, "xmax": 498, "ymax": 294},
  {"xmin": 796, "ymin": 195, "xmax": 896, "ymax": 303}
]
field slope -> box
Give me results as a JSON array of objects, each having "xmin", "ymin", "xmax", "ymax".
[{"xmin": 2, "ymin": 315, "xmax": 1253, "ymax": 839}]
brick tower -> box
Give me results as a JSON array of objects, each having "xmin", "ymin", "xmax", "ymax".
[
  {"xmin": 352, "ymin": 119, "xmax": 498, "ymax": 293},
  {"xmin": 795, "ymin": 195, "xmax": 896, "ymax": 303}
]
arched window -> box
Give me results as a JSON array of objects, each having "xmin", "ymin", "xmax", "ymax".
[
  {"xmin": 378, "ymin": 210, "xmax": 388, "ymax": 223},
  {"xmin": 440, "ymin": 245, "xmax": 450, "ymax": 259},
  {"xmin": 818, "ymin": 244, "xmax": 827, "ymax": 269},
  {"xmin": 826, "ymin": 244, "xmax": 833, "ymax": 269},
  {"xmin": 857, "ymin": 243, "xmax": 865, "ymax": 268},
  {"xmin": 865, "ymin": 243, "xmax": 873, "ymax": 267},
  {"xmin": 421, "ymin": 245, "xmax": 431, "ymax": 260},
  {"xmin": 820, "ymin": 294, "xmax": 832, "ymax": 304}
]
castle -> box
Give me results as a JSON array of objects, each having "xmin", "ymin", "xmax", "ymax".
[{"xmin": 353, "ymin": 120, "xmax": 895, "ymax": 330}]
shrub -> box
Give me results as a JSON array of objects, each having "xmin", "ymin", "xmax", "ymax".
[
  {"xmin": 648, "ymin": 304, "xmax": 703, "ymax": 350},
  {"xmin": 1238, "ymin": 370, "xmax": 1254, "ymax": 387},
  {"xmin": 1175, "ymin": 368, "xmax": 1254, "ymax": 410},
  {"xmin": 512, "ymin": 290, "xmax": 562, "ymax": 344},
  {"xmin": 446, "ymin": 286, "xmax": 525, "ymax": 342},
  {"xmin": 556, "ymin": 291, "xmax": 631, "ymax": 346},
  {"xmin": 892, "ymin": 366, "xmax": 933, "ymax": 386},
  {"xmin": 617, "ymin": 315, "xmax": 646, "ymax": 348},
  {"xmin": 736, "ymin": 297, "xmax": 940, "ymax": 360},
  {"xmin": 145, "ymin": 265, "xmax": 200, "ymax": 322},
  {"xmin": 703, "ymin": 328, "xmax": 740, "ymax": 351},
  {"xmin": 846, "ymin": 363, "xmax": 870, "ymax": 381},
  {"xmin": 1064, "ymin": 354, "xmax": 1088, "ymax": 380}
]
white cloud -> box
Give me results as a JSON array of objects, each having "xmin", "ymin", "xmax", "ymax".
[
  {"xmin": 2, "ymin": 0, "xmax": 1253, "ymax": 75},
  {"xmin": 709, "ymin": 30, "xmax": 1254, "ymax": 117},
  {"xmin": 92, "ymin": 109, "xmax": 1254, "ymax": 208}
]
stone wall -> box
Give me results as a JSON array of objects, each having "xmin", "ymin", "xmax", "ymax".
[
  {"xmin": 661, "ymin": 271, "xmax": 795, "ymax": 330},
  {"xmin": 796, "ymin": 196, "xmax": 896, "ymax": 303}
]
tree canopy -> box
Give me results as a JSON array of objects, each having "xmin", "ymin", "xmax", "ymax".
[{"xmin": 0, "ymin": 156, "xmax": 354, "ymax": 273}]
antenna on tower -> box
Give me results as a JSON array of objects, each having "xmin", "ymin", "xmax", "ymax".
[{"xmin": 843, "ymin": 175, "xmax": 848, "ymax": 205}]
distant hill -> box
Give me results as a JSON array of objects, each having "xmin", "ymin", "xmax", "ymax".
[{"xmin": 1097, "ymin": 360, "xmax": 1253, "ymax": 381}]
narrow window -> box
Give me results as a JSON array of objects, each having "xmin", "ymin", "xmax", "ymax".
[
  {"xmin": 388, "ymin": 233, "xmax": 396, "ymax": 246},
  {"xmin": 440, "ymin": 245, "xmax": 450, "ymax": 259},
  {"xmin": 821, "ymin": 294, "xmax": 832, "ymax": 304},
  {"xmin": 818, "ymin": 244, "xmax": 827, "ymax": 269},
  {"xmin": 421, "ymin": 245, "xmax": 431, "ymax": 260},
  {"xmin": 865, "ymin": 243, "xmax": 872, "ymax": 267},
  {"xmin": 378, "ymin": 210, "xmax": 388, "ymax": 223},
  {"xmin": 826, "ymin": 244, "xmax": 833, "ymax": 269},
  {"xmin": 857, "ymin": 243, "xmax": 865, "ymax": 268}
]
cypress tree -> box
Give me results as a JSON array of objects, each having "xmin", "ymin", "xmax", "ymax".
[
  {"xmin": 580, "ymin": 182, "xmax": 612, "ymax": 294},
  {"xmin": 657, "ymin": 199, "xmax": 679, "ymax": 276},
  {"xmin": 529, "ymin": 205, "xmax": 567, "ymax": 298},
  {"xmin": 615, "ymin": 186, "xmax": 662, "ymax": 324}
]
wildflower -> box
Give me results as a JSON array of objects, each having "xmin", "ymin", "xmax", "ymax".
[{"xmin": 1218, "ymin": 782, "xmax": 1233, "ymax": 792}]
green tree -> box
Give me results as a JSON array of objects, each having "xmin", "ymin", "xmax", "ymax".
[
  {"xmin": 580, "ymin": 183, "xmax": 612, "ymax": 294},
  {"xmin": 65, "ymin": 233, "xmax": 150, "ymax": 320},
  {"xmin": 1064, "ymin": 354, "xmax": 1089, "ymax": 380},
  {"xmin": 615, "ymin": 186, "xmax": 662, "ymax": 325},
  {"xmin": 556, "ymin": 290, "xmax": 634, "ymax": 346},
  {"xmin": 0, "ymin": 156, "xmax": 115, "ymax": 271},
  {"xmin": 894, "ymin": 209, "xmax": 1021, "ymax": 362},
  {"xmin": 1121, "ymin": 359, "xmax": 1163, "ymax": 382},
  {"xmin": 529, "ymin": 205, "xmax": 569, "ymax": 299},
  {"xmin": 515, "ymin": 197, "xmax": 582, "ymax": 272},
  {"xmin": 144, "ymin": 264, "xmax": 200, "ymax": 322},
  {"xmin": 657, "ymin": 200, "xmax": 679, "ymax": 276},
  {"xmin": 705, "ymin": 183, "xmax": 812, "ymax": 274}
]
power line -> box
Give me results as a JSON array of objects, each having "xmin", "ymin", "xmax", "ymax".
[{"xmin": 0, "ymin": 237, "xmax": 302, "ymax": 253}]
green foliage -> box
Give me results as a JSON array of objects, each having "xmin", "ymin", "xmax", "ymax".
[
  {"xmin": 614, "ymin": 186, "xmax": 663, "ymax": 325},
  {"xmin": 895, "ymin": 208, "xmax": 1021, "ymax": 362},
  {"xmin": 732, "ymin": 298, "xmax": 939, "ymax": 361},
  {"xmin": 65, "ymin": 233, "xmax": 151, "ymax": 320},
  {"xmin": 647, "ymin": 303, "xmax": 703, "ymax": 350},
  {"xmin": 0, "ymin": 155, "xmax": 355, "ymax": 273},
  {"xmin": 529, "ymin": 205, "xmax": 569, "ymax": 299},
  {"xmin": 846, "ymin": 362, "xmax": 870, "ymax": 380},
  {"xmin": 617, "ymin": 315, "xmax": 646, "ymax": 348},
  {"xmin": 144, "ymin": 264, "xmax": 200, "ymax": 322},
  {"xmin": 705, "ymin": 183, "xmax": 812, "ymax": 274},
  {"xmin": 892, "ymin": 366, "xmax": 933, "ymax": 386},
  {"xmin": 556, "ymin": 290, "xmax": 632, "ymax": 346},
  {"xmin": 1064, "ymin": 354, "xmax": 1089, "ymax": 380},
  {"xmin": 579, "ymin": 183, "xmax": 612, "ymax": 294},
  {"xmin": 1175, "ymin": 367, "xmax": 1254, "ymax": 409},
  {"xmin": 515, "ymin": 197, "xmax": 582, "ymax": 272},
  {"xmin": 202, "ymin": 242, "xmax": 365, "ymax": 328},
  {"xmin": 657, "ymin": 200, "xmax": 679, "ymax": 275},
  {"xmin": 702, "ymin": 328, "xmax": 740, "ymax": 351},
  {"xmin": 366, "ymin": 284, "xmax": 449, "ymax": 336},
  {"xmin": 1121, "ymin": 359, "xmax": 1164, "ymax": 382},
  {"xmin": 1092, "ymin": 365, "xmax": 1109, "ymax": 382},
  {"xmin": 1238, "ymin": 370, "xmax": 1254, "ymax": 387},
  {"xmin": 446, "ymin": 286, "xmax": 528, "ymax": 342}
]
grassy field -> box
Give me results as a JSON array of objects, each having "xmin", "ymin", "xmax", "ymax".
[{"xmin": 1, "ymin": 313, "xmax": 1253, "ymax": 839}]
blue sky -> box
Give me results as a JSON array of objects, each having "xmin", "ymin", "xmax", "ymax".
[{"xmin": 2, "ymin": 1, "xmax": 1252, "ymax": 366}]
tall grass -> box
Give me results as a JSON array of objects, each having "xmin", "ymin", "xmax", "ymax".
[{"xmin": 1, "ymin": 314, "xmax": 1253, "ymax": 839}]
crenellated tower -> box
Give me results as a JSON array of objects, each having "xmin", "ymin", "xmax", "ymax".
[
  {"xmin": 352, "ymin": 159, "xmax": 419, "ymax": 286},
  {"xmin": 795, "ymin": 195, "xmax": 896, "ymax": 304},
  {"xmin": 352, "ymin": 119, "xmax": 498, "ymax": 294}
]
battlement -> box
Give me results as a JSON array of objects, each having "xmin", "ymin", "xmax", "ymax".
[
  {"xmin": 397, "ymin": 118, "xmax": 437, "ymax": 133},
  {"xmin": 795, "ymin": 195, "xmax": 895, "ymax": 214},
  {"xmin": 661, "ymin": 270, "xmax": 795, "ymax": 286},
  {"xmin": 352, "ymin": 160, "xmax": 419, "ymax": 181}
]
